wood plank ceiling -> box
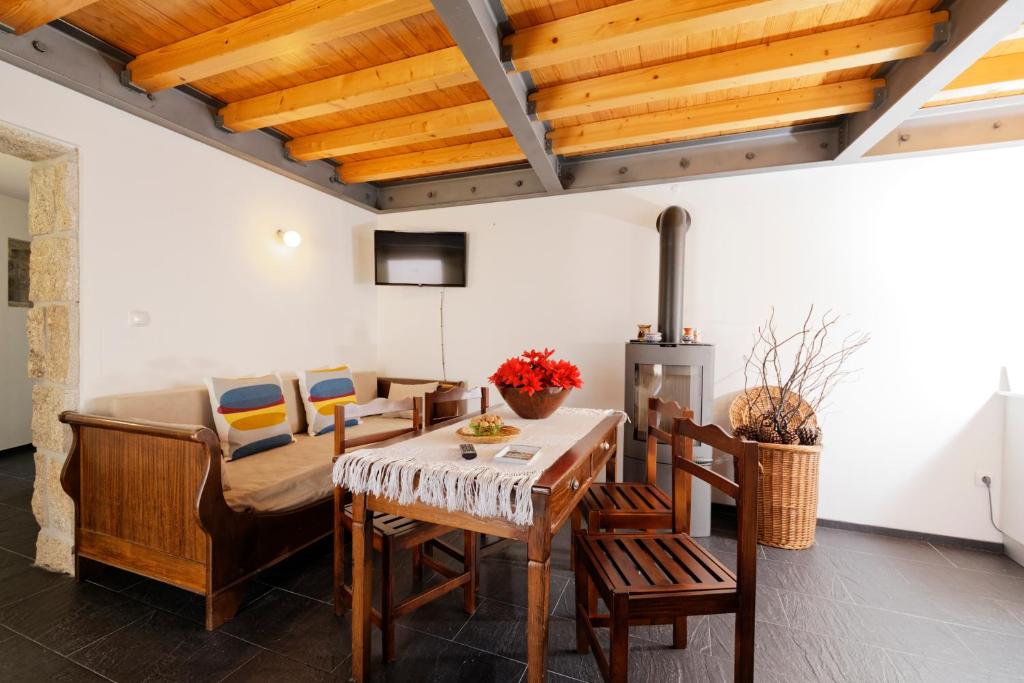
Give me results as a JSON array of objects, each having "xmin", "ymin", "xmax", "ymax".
[{"xmin": 3, "ymin": 0, "xmax": 1023, "ymax": 185}]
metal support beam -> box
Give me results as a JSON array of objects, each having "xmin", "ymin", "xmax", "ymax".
[
  {"xmin": 0, "ymin": 22, "xmax": 380, "ymax": 212},
  {"xmin": 868, "ymin": 94, "xmax": 1024, "ymax": 158},
  {"xmin": 430, "ymin": 0, "xmax": 563, "ymax": 193},
  {"xmin": 378, "ymin": 125, "xmax": 838, "ymax": 212},
  {"xmin": 837, "ymin": 0, "xmax": 1024, "ymax": 160}
]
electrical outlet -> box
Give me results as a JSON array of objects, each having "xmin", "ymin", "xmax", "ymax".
[{"xmin": 975, "ymin": 471, "xmax": 994, "ymax": 488}]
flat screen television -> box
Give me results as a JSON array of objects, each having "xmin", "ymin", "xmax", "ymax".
[{"xmin": 374, "ymin": 230, "xmax": 467, "ymax": 287}]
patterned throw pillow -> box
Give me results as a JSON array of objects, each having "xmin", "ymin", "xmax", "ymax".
[
  {"xmin": 206, "ymin": 374, "xmax": 294, "ymax": 460},
  {"xmin": 298, "ymin": 365, "xmax": 360, "ymax": 436}
]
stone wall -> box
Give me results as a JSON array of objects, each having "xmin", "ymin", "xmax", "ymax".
[{"xmin": 1, "ymin": 122, "xmax": 79, "ymax": 574}]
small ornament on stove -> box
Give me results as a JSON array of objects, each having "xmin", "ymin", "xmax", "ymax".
[
  {"xmin": 682, "ymin": 327, "xmax": 694, "ymax": 342},
  {"xmin": 637, "ymin": 324, "xmax": 652, "ymax": 340}
]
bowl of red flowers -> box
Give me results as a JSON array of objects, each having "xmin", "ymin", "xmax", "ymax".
[{"xmin": 489, "ymin": 348, "xmax": 583, "ymax": 420}]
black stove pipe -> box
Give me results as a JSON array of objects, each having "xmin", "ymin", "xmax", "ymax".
[{"xmin": 656, "ymin": 206, "xmax": 691, "ymax": 344}]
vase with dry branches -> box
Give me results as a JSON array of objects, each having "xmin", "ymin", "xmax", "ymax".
[
  {"xmin": 732, "ymin": 307, "xmax": 869, "ymax": 550},
  {"xmin": 734, "ymin": 307, "xmax": 869, "ymax": 445}
]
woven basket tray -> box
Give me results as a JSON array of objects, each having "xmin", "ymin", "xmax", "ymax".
[
  {"xmin": 456, "ymin": 425, "xmax": 521, "ymax": 444},
  {"xmin": 729, "ymin": 386, "xmax": 818, "ymax": 431}
]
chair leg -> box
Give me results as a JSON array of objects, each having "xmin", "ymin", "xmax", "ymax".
[
  {"xmin": 570, "ymin": 508, "xmax": 582, "ymax": 571},
  {"xmin": 463, "ymin": 531, "xmax": 477, "ymax": 615},
  {"xmin": 573, "ymin": 535, "xmax": 590, "ymax": 654},
  {"xmin": 609, "ymin": 595, "xmax": 630, "ymax": 683},
  {"xmin": 735, "ymin": 605, "xmax": 756, "ymax": 683},
  {"xmin": 673, "ymin": 616, "xmax": 688, "ymax": 649},
  {"xmin": 333, "ymin": 488, "xmax": 346, "ymax": 617},
  {"xmin": 381, "ymin": 538, "xmax": 396, "ymax": 664},
  {"xmin": 587, "ymin": 511, "xmax": 602, "ymax": 615},
  {"xmin": 412, "ymin": 544, "xmax": 423, "ymax": 583}
]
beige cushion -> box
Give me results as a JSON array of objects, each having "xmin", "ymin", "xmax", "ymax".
[
  {"xmin": 222, "ymin": 415, "xmax": 412, "ymax": 512},
  {"xmin": 386, "ymin": 381, "xmax": 438, "ymax": 419},
  {"xmin": 85, "ymin": 371, "xmax": 380, "ymax": 436}
]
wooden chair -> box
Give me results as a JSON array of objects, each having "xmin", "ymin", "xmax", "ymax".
[
  {"xmin": 573, "ymin": 416, "xmax": 759, "ymax": 683},
  {"xmin": 332, "ymin": 396, "xmax": 477, "ymax": 663},
  {"xmin": 423, "ymin": 385, "xmax": 489, "ymax": 427},
  {"xmin": 574, "ymin": 397, "xmax": 692, "ymax": 536}
]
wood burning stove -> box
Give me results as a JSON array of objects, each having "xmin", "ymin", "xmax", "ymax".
[{"xmin": 623, "ymin": 206, "xmax": 715, "ymax": 536}]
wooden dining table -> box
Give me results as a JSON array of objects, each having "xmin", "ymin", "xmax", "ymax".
[{"xmin": 345, "ymin": 407, "xmax": 621, "ymax": 683}]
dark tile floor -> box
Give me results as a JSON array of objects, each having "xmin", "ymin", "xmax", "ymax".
[{"xmin": 2, "ymin": 445, "xmax": 1024, "ymax": 681}]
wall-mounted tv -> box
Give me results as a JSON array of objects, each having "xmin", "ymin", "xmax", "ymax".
[{"xmin": 374, "ymin": 230, "xmax": 467, "ymax": 287}]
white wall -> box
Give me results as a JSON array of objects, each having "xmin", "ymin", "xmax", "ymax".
[
  {"xmin": 0, "ymin": 62, "xmax": 379, "ymax": 404},
  {"xmin": 378, "ymin": 147, "xmax": 1024, "ymax": 542},
  {"xmin": 0, "ymin": 192, "xmax": 32, "ymax": 449}
]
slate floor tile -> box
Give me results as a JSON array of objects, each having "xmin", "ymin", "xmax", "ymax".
[
  {"xmin": 0, "ymin": 474, "xmax": 33, "ymax": 510},
  {"xmin": 933, "ymin": 544, "xmax": 1024, "ymax": 578},
  {"xmin": 949, "ymin": 623, "xmax": 1024, "ymax": 677},
  {"xmin": 0, "ymin": 449, "xmax": 35, "ymax": 480},
  {"xmin": 839, "ymin": 566, "xmax": 1024, "ymax": 636},
  {"xmin": 894, "ymin": 559, "xmax": 1024, "ymax": 606},
  {"xmin": 70, "ymin": 608, "xmax": 261, "ymax": 681},
  {"xmin": 778, "ymin": 589, "xmax": 976, "ymax": 663},
  {"xmin": 0, "ymin": 505, "xmax": 40, "ymax": 558},
  {"xmin": 335, "ymin": 624, "xmax": 526, "ymax": 683},
  {"xmin": 812, "ymin": 526, "xmax": 955, "ymax": 566},
  {"xmin": 0, "ymin": 547, "xmax": 70, "ymax": 608},
  {"xmin": 476, "ymin": 557, "xmax": 570, "ymax": 610},
  {"xmin": 0, "ymin": 631, "xmax": 106, "ymax": 682},
  {"xmin": 220, "ymin": 588, "xmax": 351, "ymax": 672},
  {"xmin": 709, "ymin": 613, "xmax": 893, "ymax": 682},
  {"xmin": 454, "ymin": 597, "xmax": 605, "ymax": 681},
  {"xmin": 882, "ymin": 649, "xmax": 1022, "ymax": 683},
  {"xmin": 0, "ymin": 581, "xmax": 150, "ymax": 655},
  {"xmin": 222, "ymin": 649, "xmax": 347, "ymax": 681}
]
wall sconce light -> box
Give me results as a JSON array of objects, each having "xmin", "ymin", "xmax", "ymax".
[{"xmin": 276, "ymin": 229, "xmax": 302, "ymax": 248}]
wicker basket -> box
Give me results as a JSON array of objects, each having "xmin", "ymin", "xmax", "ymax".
[
  {"xmin": 728, "ymin": 386, "xmax": 817, "ymax": 433},
  {"xmin": 755, "ymin": 442, "xmax": 822, "ymax": 549},
  {"xmin": 730, "ymin": 387, "xmax": 821, "ymax": 550}
]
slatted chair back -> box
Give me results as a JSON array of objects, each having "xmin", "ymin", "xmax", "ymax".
[
  {"xmin": 333, "ymin": 396, "xmax": 422, "ymax": 457},
  {"xmin": 646, "ymin": 398, "xmax": 694, "ymax": 485},
  {"xmin": 424, "ymin": 386, "xmax": 488, "ymax": 426},
  {"xmin": 671, "ymin": 417, "xmax": 760, "ymax": 635}
]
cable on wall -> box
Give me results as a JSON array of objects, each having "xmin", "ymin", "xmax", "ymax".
[
  {"xmin": 440, "ymin": 287, "xmax": 448, "ymax": 382},
  {"xmin": 982, "ymin": 476, "xmax": 1005, "ymax": 535}
]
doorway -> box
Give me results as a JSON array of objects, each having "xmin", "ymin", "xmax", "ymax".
[
  {"xmin": 0, "ymin": 120, "xmax": 79, "ymax": 574},
  {"xmin": 0, "ymin": 151, "xmax": 34, "ymax": 561}
]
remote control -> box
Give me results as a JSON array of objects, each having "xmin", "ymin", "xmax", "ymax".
[{"xmin": 459, "ymin": 443, "xmax": 478, "ymax": 460}]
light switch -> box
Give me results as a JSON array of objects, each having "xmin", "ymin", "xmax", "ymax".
[{"xmin": 129, "ymin": 310, "xmax": 151, "ymax": 327}]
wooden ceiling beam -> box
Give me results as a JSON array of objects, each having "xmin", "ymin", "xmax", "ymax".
[
  {"xmin": 929, "ymin": 51, "xmax": 1024, "ymax": 105},
  {"xmin": 531, "ymin": 11, "xmax": 946, "ymax": 121},
  {"xmin": 503, "ymin": 0, "xmax": 841, "ymax": 73},
  {"xmin": 218, "ymin": 47, "xmax": 475, "ymax": 132},
  {"xmin": 837, "ymin": 0, "xmax": 1024, "ymax": 161},
  {"xmin": 0, "ymin": 0, "xmax": 99, "ymax": 34},
  {"xmin": 287, "ymin": 100, "xmax": 505, "ymax": 160},
  {"xmin": 125, "ymin": 0, "xmax": 434, "ymax": 92},
  {"xmin": 339, "ymin": 137, "xmax": 524, "ymax": 183},
  {"xmin": 550, "ymin": 79, "xmax": 884, "ymax": 156}
]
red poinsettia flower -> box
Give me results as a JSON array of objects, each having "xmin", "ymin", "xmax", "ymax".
[{"xmin": 489, "ymin": 349, "xmax": 584, "ymax": 396}]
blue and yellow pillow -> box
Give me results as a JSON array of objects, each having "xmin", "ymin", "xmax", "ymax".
[
  {"xmin": 206, "ymin": 374, "xmax": 294, "ymax": 460},
  {"xmin": 298, "ymin": 365, "xmax": 359, "ymax": 437}
]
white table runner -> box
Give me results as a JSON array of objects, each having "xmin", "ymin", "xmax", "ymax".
[{"xmin": 331, "ymin": 406, "xmax": 623, "ymax": 525}]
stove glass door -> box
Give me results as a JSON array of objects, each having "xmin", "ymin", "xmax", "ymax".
[{"xmin": 632, "ymin": 363, "xmax": 702, "ymax": 442}]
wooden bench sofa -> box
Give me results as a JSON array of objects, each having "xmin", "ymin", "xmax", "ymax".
[{"xmin": 59, "ymin": 373, "xmax": 457, "ymax": 629}]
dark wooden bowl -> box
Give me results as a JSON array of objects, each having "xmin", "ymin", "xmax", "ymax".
[{"xmin": 496, "ymin": 386, "xmax": 572, "ymax": 420}]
